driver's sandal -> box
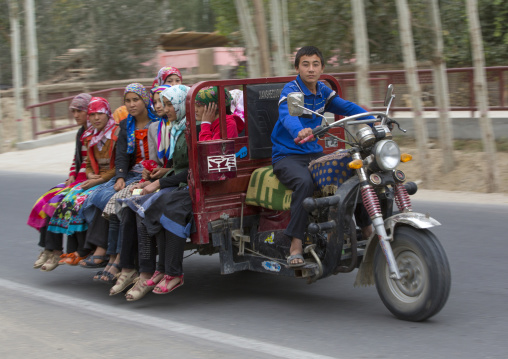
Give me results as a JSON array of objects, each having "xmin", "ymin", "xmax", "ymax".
[{"xmin": 287, "ymin": 254, "xmax": 306, "ymax": 268}]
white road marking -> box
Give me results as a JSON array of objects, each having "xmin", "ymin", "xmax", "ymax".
[{"xmin": 0, "ymin": 278, "xmax": 338, "ymax": 359}]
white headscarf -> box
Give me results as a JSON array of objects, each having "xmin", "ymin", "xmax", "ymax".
[{"xmin": 157, "ymin": 85, "xmax": 190, "ymax": 160}]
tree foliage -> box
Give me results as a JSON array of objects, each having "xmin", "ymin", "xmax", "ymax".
[
  {"xmin": 0, "ymin": 0, "xmax": 507, "ymax": 86},
  {"xmin": 169, "ymin": 0, "xmax": 215, "ymax": 32}
]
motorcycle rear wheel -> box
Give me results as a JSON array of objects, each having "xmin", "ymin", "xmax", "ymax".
[{"xmin": 373, "ymin": 225, "xmax": 451, "ymax": 322}]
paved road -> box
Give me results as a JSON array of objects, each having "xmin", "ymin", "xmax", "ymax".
[{"xmin": 1, "ymin": 171, "xmax": 507, "ymax": 359}]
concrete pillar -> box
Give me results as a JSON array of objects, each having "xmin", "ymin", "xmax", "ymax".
[{"xmin": 198, "ymin": 48, "xmax": 215, "ymax": 75}]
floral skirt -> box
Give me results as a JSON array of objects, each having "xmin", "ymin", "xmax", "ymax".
[
  {"xmin": 46, "ymin": 183, "xmax": 99, "ymax": 235},
  {"xmin": 27, "ymin": 183, "xmax": 66, "ymax": 230},
  {"xmin": 27, "ymin": 177, "xmax": 85, "ymax": 231}
]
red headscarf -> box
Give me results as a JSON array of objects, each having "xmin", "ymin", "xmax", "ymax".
[
  {"xmin": 81, "ymin": 97, "xmax": 117, "ymax": 149},
  {"xmin": 155, "ymin": 66, "xmax": 183, "ymax": 86}
]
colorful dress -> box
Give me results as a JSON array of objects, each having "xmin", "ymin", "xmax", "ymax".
[
  {"xmin": 81, "ymin": 83, "xmax": 159, "ymax": 221},
  {"xmin": 47, "ymin": 97, "xmax": 118, "ymax": 235},
  {"xmin": 27, "ymin": 122, "xmax": 89, "ymax": 230}
]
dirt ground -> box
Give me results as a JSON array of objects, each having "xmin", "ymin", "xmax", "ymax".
[
  {"xmin": 0, "ymin": 97, "xmax": 33, "ymax": 153},
  {"xmin": 398, "ymin": 144, "xmax": 508, "ymax": 194},
  {"xmin": 1, "ymin": 96, "xmax": 507, "ymax": 194}
]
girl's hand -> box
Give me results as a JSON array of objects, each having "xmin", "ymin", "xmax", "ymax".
[
  {"xmin": 114, "ymin": 178, "xmax": 126, "ymax": 191},
  {"xmin": 129, "ymin": 181, "xmax": 150, "ymax": 192},
  {"xmin": 150, "ymin": 167, "xmax": 170, "ymax": 179},
  {"xmin": 81, "ymin": 178, "xmax": 101, "ymax": 190},
  {"xmin": 65, "ymin": 175, "xmax": 76, "ymax": 186},
  {"xmin": 202, "ymin": 103, "xmax": 217, "ymax": 124},
  {"xmin": 80, "ymin": 180, "xmax": 91, "ymax": 190},
  {"xmin": 141, "ymin": 180, "xmax": 160, "ymax": 195},
  {"xmin": 87, "ymin": 173, "xmax": 101, "ymax": 180},
  {"xmin": 142, "ymin": 168, "xmax": 152, "ymax": 180}
]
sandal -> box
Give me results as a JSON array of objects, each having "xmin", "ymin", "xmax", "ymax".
[
  {"xmin": 34, "ymin": 249, "xmax": 51, "ymax": 269},
  {"xmin": 59, "ymin": 252, "xmax": 87, "ymax": 266},
  {"xmin": 153, "ymin": 274, "xmax": 184, "ymax": 295},
  {"xmin": 93, "ymin": 270, "xmax": 105, "ymax": 282},
  {"xmin": 109, "ymin": 270, "xmax": 139, "ymax": 296},
  {"xmin": 100, "ymin": 263, "xmax": 121, "ymax": 284},
  {"xmin": 145, "ymin": 271, "xmax": 163, "ymax": 286},
  {"xmin": 287, "ymin": 253, "xmax": 306, "ymax": 268},
  {"xmin": 79, "ymin": 255, "xmax": 109, "ymax": 269},
  {"xmin": 40, "ymin": 252, "xmax": 61, "ymax": 272},
  {"xmin": 125, "ymin": 279, "xmax": 154, "ymax": 302}
]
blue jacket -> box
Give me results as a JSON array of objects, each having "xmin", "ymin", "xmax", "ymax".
[{"xmin": 271, "ymin": 75, "xmax": 372, "ymax": 163}]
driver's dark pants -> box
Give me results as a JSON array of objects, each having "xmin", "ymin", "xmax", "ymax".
[
  {"xmin": 273, "ymin": 153, "xmax": 372, "ymax": 241},
  {"xmin": 273, "ymin": 152, "xmax": 324, "ymax": 240}
]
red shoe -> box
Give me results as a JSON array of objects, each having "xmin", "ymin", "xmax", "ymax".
[
  {"xmin": 152, "ymin": 275, "xmax": 184, "ymax": 294},
  {"xmin": 58, "ymin": 253, "xmax": 70, "ymax": 264},
  {"xmin": 145, "ymin": 271, "xmax": 163, "ymax": 287},
  {"xmin": 59, "ymin": 252, "xmax": 86, "ymax": 266}
]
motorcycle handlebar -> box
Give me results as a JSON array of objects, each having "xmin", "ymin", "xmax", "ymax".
[
  {"xmin": 294, "ymin": 112, "xmax": 389, "ymax": 146},
  {"xmin": 294, "ymin": 133, "xmax": 315, "ymax": 145}
]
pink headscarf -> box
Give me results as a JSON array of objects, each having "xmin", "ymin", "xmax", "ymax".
[
  {"xmin": 69, "ymin": 93, "xmax": 92, "ymax": 112},
  {"xmin": 155, "ymin": 66, "xmax": 183, "ymax": 86},
  {"xmin": 81, "ymin": 97, "xmax": 117, "ymax": 150}
]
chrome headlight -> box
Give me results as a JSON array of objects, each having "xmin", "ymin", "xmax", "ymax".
[{"xmin": 373, "ymin": 140, "xmax": 400, "ymax": 171}]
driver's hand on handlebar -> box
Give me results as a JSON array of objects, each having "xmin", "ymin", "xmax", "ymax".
[{"xmin": 298, "ymin": 128, "xmax": 314, "ymax": 140}]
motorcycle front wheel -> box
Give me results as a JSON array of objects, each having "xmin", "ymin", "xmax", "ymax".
[{"xmin": 373, "ymin": 225, "xmax": 451, "ymax": 322}]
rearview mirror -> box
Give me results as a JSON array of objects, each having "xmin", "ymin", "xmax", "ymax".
[
  {"xmin": 287, "ymin": 92, "xmax": 304, "ymax": 117},
  {"xmin": 384, "ymin": 84, "xmax": 394, "ymax": 106}
]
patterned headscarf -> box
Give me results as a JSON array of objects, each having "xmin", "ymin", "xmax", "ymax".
[
  {"xmin": 150, "ymin": 84, "xmax": 171, "ymax": 109},
  {"xmin": 155, "ymin": 66, "xmax": 183, "ymax": 86},
  {"xmin": 81, "ymin": 97, "xmax": 117, "ymax": 150},
  {"xmin": 157, "ymin": 85, "xmax": 189, "ymax": 160},
  {"xmin": 69, "ymin": 93, "xmax": 92, "ymax": 112},
  {"xmin": 124, "ymin": 83, "xmax": 158, "ymax": 154},
  {"xmin": 124, "ymin": 83, "xmax": 150, "ymax": 106},
  {"xmin": 195, "ymin": 86, "xmax": 232, "ymax": 107},
  {"xmin": 230, "ymin": 89, "xmax": 245, "ymax": 121}
]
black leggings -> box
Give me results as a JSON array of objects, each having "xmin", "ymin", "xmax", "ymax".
[
  {"xmin": 119, "ymin": 208, "xmax": 138, "ymax": 269},
  {"xmin": 44, "ymin": 230, "xmax": 63, "ymax": 251},
  {"xmin": 64, "ymin": 232, "xmax": 88, "ymax": 256},
  {"xmin": 84, "ymin": 208, "xmax": 109, "ymax": 249},
  {"xmin": 135, "ymin": 214, "xmax": 165, "ymax": 274},
  {"xmin": 163, "ymin": 230, "xmax": 186, "ymax": 277}
]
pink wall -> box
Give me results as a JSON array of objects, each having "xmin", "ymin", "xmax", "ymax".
[{"xmin": 157, "ymin": 47, "xmax": 246, "ymax": 71}]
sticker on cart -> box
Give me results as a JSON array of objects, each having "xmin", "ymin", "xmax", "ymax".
[
  {"xmin": 262, "ymin": 261, "xmax": 281, "ymax": 272},
  {"xmin": 235, "ymin": 146, "xmax": 248, "ymax": 159},
  {"xmin": 207, "ymin": 154, "xmax": 237, "ymax": 173},
  {"xmin": 263, "ymin": 232, "xmax": 275, "ymax": 244}
]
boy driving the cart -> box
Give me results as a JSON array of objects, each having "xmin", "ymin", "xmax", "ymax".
[{"xmin": 271, "ymin": 46, "xmax": 374, "ymax": 267}]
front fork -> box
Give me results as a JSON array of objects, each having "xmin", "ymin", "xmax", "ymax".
[{"xmin": 352, "ymin": 152, "xmax": 411, "ymax": 280}]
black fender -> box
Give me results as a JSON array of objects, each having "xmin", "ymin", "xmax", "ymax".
[{"xmin": 319, "ymin": 176, "xmax": 361, "ymax": 278}]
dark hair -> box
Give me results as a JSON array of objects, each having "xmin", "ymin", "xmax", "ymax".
[{"xmin": 294, "ymin": 46, "xmax": 325, "ymax": 68}]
